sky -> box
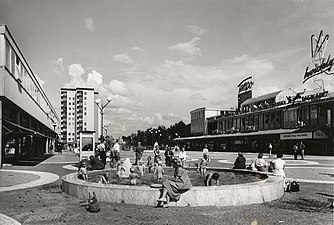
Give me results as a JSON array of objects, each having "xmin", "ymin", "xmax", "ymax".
[{"xmin": 1, "ymin": 0, "xmax": 334, "ymax": 138}]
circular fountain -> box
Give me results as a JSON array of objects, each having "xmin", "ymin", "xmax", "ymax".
[{"xmin": 62, "ymin": 164, "xmax": 284, "ymax": 207}]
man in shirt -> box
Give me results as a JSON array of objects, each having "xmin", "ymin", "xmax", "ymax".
[
  {"xmin": 112, "ymin": 139, "xmax": 121, "ymax": 161},
  {"xmin": 134, "ymin": 141, "xmax": 144, "ymax": 165}
]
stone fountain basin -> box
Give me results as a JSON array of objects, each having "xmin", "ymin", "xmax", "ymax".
[{"xmin": 62, "ymin": 168, "xmax": 284, "ymax": 207}]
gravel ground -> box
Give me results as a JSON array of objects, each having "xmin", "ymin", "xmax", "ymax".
[
  {"xmin": 1, "ymin": 151, "xmax": 333, "ymax": 225},
  {"xmin": 0, "ymin": 178, "xmax": 333, "ymax": 225}
]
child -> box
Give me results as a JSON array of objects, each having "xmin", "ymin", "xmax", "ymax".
[
  {"xmin": 137, "ymin": 160, "xmax": 145, "ymax": 177},
  {"xmin": 205, "ymin": 172, "xmax": 220, "ymax": 186},
  {"xmin": 78, "ymin": 163, "xmax": 88, "ymax": 180},
  {"xmin": 116, "ymin": 160, "xmax": 125, "ymax": 179},
  {"xmin": 147, "ymin": 156, "xmax": 153, "ymax": 173},
  {"xmin": 154, "ymin": 161, "xmax": 164, "ymax": 182},
  {"xmin": 197, "ymin": 154, "xmax": 209, "ymax": 177},
  {"xmin": 100, "ymin": 172, "xmax": 110, "ymax": 184},
  {"xmin": 129, "ymin": 167, "xmax": 140, "ymax": 185}
]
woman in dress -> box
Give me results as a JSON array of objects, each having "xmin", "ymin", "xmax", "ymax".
[
  {"xmin": 272, "ymin": 152, "xmax": 286, "ymax": 189},
  {"xmin": 157, "ymin": 158, "xmax": 192, "ymax": 207}
]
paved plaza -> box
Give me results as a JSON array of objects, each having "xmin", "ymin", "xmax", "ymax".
[{"xmin": 0, "ymin": 150, "xmax": 333, "ymax": 225}]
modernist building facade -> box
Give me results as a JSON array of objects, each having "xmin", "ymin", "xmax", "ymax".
[
  {"xmin": 0, "ymin": 25, "xmax": 59, "ymax": 167},
  {"xmin": 190, "ymin": 107, "xmax": 236, "ymax": 136},
  {"xmin": 60, "ymin": 87, "xmax": 99, "ymax": 147},
  {"xmin": 177, "ymin": 88, "xmax": 334, "ymax": 155}
]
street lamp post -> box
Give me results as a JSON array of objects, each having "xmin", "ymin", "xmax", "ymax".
[{"xmin": 95, "ymin": 97, "xmax": 112, "ymax": 142}]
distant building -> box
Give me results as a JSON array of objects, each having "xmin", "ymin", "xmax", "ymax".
[
  {"xmin": 190, "ymin": 107, "xmax": 236, "ymax": 136},
  {"xmin": 0, "ymin": 25, "xmax": 59, "ymax": 167},
  {"xmin": 60, "ymin": 88, "xmax": 99, "ymax": 148}
]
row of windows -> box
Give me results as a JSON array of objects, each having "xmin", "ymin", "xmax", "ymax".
[
  {"xmin": 213, "ymin": 105, "xmax": 331, "ymax": 133},
  {"xmin": 4, "ymin": 40, "xmax": 57, "ymax": 123}
]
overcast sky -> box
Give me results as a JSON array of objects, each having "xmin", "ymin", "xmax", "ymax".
[{"xmin": 1, "ymin": 0, "xmax": 333, "ymax": 138}]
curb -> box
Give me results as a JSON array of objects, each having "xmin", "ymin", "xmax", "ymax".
[{"xmin": 0, "ymin": 213, "xmax": 21, "ymax": 225}]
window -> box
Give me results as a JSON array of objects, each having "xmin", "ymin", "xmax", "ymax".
[
  {"xmin": 264, "ymin": 114, "xmax": 269, "ymax": 124},
  {"xmin": 5, "ymin": 41, "xmax": 11, "ymax": 71},
  {"xmin": 310, "ymin": 106, "xmax": 318, "ymax": 119}
]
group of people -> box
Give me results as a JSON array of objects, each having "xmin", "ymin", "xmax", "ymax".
[
  {"xmin": 233, "ymin": 151, "xmax": 286, "ymax": 188},
  {"xmin": 293, "ymin": 141, "xmax": 306, "ymax": 160}
]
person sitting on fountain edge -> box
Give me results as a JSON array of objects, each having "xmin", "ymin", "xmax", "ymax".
[
  {"xmin": 233, "ymin": 152, "xmax": 246, "ymax": 169},
  {"xmin": 157, "ymin": 158, "xmax": 192, "ymax": 208}
]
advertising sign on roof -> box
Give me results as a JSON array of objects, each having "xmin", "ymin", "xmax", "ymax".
[{"xmin": 237, "ymin": 76, "xmax": 254, "ymax": 94}]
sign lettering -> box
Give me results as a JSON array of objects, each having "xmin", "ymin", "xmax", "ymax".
[
  {"xmin": 280, "ymin": 132, "xmax": 312, "ymax": 140},
  {"xmin": 237, "ymin": 76, "xmax": 254, "ymax": 94}
]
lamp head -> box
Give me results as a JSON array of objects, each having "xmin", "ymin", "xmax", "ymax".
[
  {"xmin": 95, "ymin": 99, "xmax": 101, "ymax": 104},
  {"xmin": 107, "ymin": 96, "xmax": 112, "ymax": 102}
]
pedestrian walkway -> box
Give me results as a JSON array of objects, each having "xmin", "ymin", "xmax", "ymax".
[
  {"xmin": 0, "ymin": 170, "xmax": 59, "ymax": 192},
  {"xmin": 0, "ymin": 213, "xmax": 21, "ymax": 225},
  {"xmin": 0, "ymin": 151, "xmax": 79, "ymax": 192}
]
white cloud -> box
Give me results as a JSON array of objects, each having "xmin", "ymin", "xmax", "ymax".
[
  {"xmin": 132, "ymin": 46, "xmax": 145, "ymax": 51},
  {"xmin": 113, "ymin": 54, "xmax": 134, "ymax": 64},
  {"xmin": 187, "ymin": 25, "xmax": 207, "ymax": 36},
  {"xmin": 108, "ymin": 80, "xmax": 130, "ymax": 96},
  {"xmin": 68, "ymin": 63, "xmax": 85, "ymax": 78},
  {"xmin": 84, "ymin": 17, "xmax": 94, "ymax": 31},
  {"xmin": 50, "ymin": 57, "xmax": 64, "ymax": 74},
  {"xmin": 167, "ymin": 37, "xmax": 202, "ymax": 59}
]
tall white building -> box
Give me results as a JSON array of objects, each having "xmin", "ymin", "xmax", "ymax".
[{"xmin": 60, "ymin": 87, "xmax": 99, "ymax": 147}]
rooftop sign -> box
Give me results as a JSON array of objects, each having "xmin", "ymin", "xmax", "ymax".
[
  {"xmin": 237, "ymin": 76, "xmax": 254, "ymax": 94},
  {"xmin": 303, "ymin": 30, "xmax": 334, "ymax": 83}
]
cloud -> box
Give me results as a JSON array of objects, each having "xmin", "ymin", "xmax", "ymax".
[
  {"xmin": 132, "ymin": 46, "xmax": 145, "ymax": 51},
  {"xmin": 64, "ymin": 64, "xmax": 132, "ymax": 111},
  {"xmin": 167, "ymin": 37, "xmax": 202, "ymax": 59},
  {"xmin": 84, "ymin": 17, "xmax": 94, "ymax": 31},
  {"xmin": 68, "ymin": 63, "xmax": 85, "ymax": 77},
  {"xmin": 113, "ymin": 54, "xmax": 134, "ymax": 64},
  {"xmin": 108, "ymin": 80, "xmax": 130, "ymax": 96},
  {"xmin": 50, "ymin": 57, "xmax": 64, "ymax": 74},
  {"xmin": 187, "ymin": 25, "xmax": 207, "ymax": 36}
]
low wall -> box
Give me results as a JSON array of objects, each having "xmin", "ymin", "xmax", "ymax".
[{"xmin": 62, "ymin": 169, "xmax": 284, "ymax": 207}]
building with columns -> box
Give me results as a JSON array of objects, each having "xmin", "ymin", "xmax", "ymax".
[{"xmin": 0, "ymin": 25, "xmax": 59, "ymax": 168}]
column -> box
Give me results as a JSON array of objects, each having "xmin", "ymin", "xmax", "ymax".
[{"xmin": 0, "ymin": 100, "xmax": 2, "ymax": 168}]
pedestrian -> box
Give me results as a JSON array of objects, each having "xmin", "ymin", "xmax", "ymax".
[
  {"xmin": 233, "ymin": 152, "xmax": 246, "ymax": 169},
  {"xmin": 153, "ymin": 143, "xmax": 161, "ymax": 165},
  {"xmin": 89, "ymin": 155, "xmax": 105, "ymax": 170},
  {"xmin": 164, "ymin": 145, "xmax": 174, "ymax": 166},
  {"xmin": 98, "ymin": 141, "xmax": 107, "ymax": 166},
  {"xmin": 197, "ymin": 154, "xmax": 209, "ymax": 177},
  {"xmin": 272, "ymin": 152, "xmax": 286, "ymax": 190},
  {"xmin": 147, "ymin": 156, "xmax": 153, "ymax": 173},
  {"xmin": 299, "ymin": 141, "xmax": 305, "ymax": 160},
  {"xmin": 129, "ymin": 167, "xmax": 140, "ymax": 185},
  {"xmin": 154, "ymin": 161, "xmax": 164, "ymax": 182},
  {"xmin": 202, "ymin": 144, "xmax": 210, "ymax": 162},
  {"xmin": 178, "ymin": 145, "xmax": 187, "ymax": 168},
  {"xmin": 112, "ymin": 139, "xmax": 121, "ymax": 162},
  {"xmin": 268, "ymin": 143, "xmax": 273, "ymax": 157},
  {"xmin": 157, "ymin": 158, "xmax": 192, "ymax": 208},
  {"xmin": 255, "ymin": 153, "xmax": 268, "ymax": 172},
  {"xmin": 134, "ymin": 141, "xmax": 144, "ymax": 165},
  {"xmin": 77, "ymin": 162, "xmax": 88, "ymax": 180},
  {"xmin": 293, "ymin": 143, "xmax": 298, "ymax": 160}
]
